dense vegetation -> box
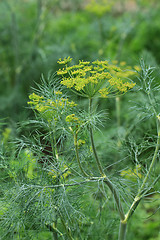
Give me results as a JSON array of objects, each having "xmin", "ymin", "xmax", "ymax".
[{"xmin": 0, "ymin": 1, "xmax": 160, "ymax": 239}]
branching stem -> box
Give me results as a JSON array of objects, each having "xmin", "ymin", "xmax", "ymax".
[
  {"xmin": 104, "ymin": 177, "xmax": 125, "ymax": 221},
  {"xmin": 88, "ymin": 98, "xmax": 125, "ymax": 225},
  {"xmin": 118, "ymin": 221, "xmax": 127, "ymax": 240}
]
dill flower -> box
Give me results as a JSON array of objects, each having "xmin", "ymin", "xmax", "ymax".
[
  {"xmin": 57, "ymin": 56, "xmax": 73, "ymax": 65},
  {"xmin": 57, "ymin": 58, "xmax": 136, "ymax": 98},
  {"xmin": 98, "ymin": 88, "xmax": 109, "ymax": 98},
  {"xmin": 77, "ymin": 139, "xmax": 86, "ymax": 147},
  {"xmin": 28, "ymin": 93, "xmax": 77, "ymax": 123},
  {"xmin": 66, "ymin": 114, "xmax": 80, "ymax": 123}
]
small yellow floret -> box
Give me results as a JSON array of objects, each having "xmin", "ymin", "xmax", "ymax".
[
  {"xmin": 77, "ymin": 139, "xmax": 86, "ymax": 147},
  {"xmin": 66, "ymin": 114, "xmax": 80, "ymax": 123},
  {"xmin": 157, "ymin": 115, "xmax": 160, "ymax": 121},
  {"xmin": 99, "ymin": 88, "xmax": 109, "ymax": 98},
  {"xmin": 57, "ymin": 56, "xmax": 73, "ymax": 65},
  {"xmin": 54, "ymin": 90, "xmax": 62, "ymax": 95}
]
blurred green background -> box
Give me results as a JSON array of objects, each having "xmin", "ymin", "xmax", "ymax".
[
  {"xmin": 1, "ymin": 0, "xmax": 160, "ymax": 122},
  {"xmin": 0, "ymin": 0, "xmax": 160, "ymax": 239}
]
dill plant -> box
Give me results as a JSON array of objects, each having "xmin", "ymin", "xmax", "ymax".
[{"xmin": 1, "ymin": 59, "xmax": 160, "ymax": 240}]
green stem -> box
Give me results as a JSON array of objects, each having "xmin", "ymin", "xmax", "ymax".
[
  {"xmin": 49, "ymin": 124, "xmax": 59, "ymax": 163},
  {"xmin": 104, "ymin": 177, "xmax": 125, "ymax": 221},
  {"xmin": 116, "ymin": 96, "xmax": 122, "ymax": 147},
  {"xmin": 49, "ymin": 127, "xmax": 60, "ymax": 240},
  {"xmin": 53, "ymin": 226, "xmax": 58, "ymax": 240},
  {"xmin": 54, "ymin": 135, "xmax": 59, "ymax": 161},
  {"xmin": 88, "ymin": 99, "xmax": 125, "ymax": 222},
  {"xmin": 118, "ymin": 221, "xmax": 127, "ymax": 240},
  {"xmin": 59, "ymin": 211, "xmax": 74, "ymax": 240},
  {"xmin": 49, "ymin": 132, "xmax": 56, "ymax": 160},
  {"xmin": 89, "ymin": 98, "xmax": 105, "ymax": 175},
  {"xmin": 45, "ymin": 224, "xmax": 62, "ymax": 239},
  {"xmin": 116, "ymin": 97, "xmax": 121, "ymax": 128},
  {"xmin": 74, "ymin": 131, "xmax": 89, "ymax": 177},
  {"xmin": 122, "ymin": 196, "xmax": 141, "ymax": 224},
  {"xmin": 90, "ymin": 128, "xmax": 105, "ymax": 175}
]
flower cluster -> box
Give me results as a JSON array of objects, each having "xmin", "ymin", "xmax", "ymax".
[
  {"xmin": 65, "ymin": 114, "xmax": 83, "ymax": 133},
  {"xmin": 77, "ymin": 139, "xmax": 86, "ymax": 147},
  {"xmin": 66, "ymin": 114, "xmax": 80, "ymax": 123},
  {"xmin": 57, "ymin": 58, "xmax": 136, "ymax": 98},
  {"xmin": 57, "ymin": 56, "xmax": 73, "ymax": 65},
  {"xmin": 28, "ymin": 92, "xmax": 77, "ymax": 123}
]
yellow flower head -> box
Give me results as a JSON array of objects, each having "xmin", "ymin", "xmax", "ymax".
[
  {"xmin": 77, "ymin": 139, "xmax": 86, "ymax": 147},
  {"xmin": 28, "ymin": 92, "xmax": 77, "ymax": 123},
  {"xmin": 66, "ymin": 114, "xmax": 80, "ymax": 123},
  {"xmin": 57, "ymin": 56, "xmax": 73, "ymax": 65},
  {"xmin": 57, "ymin": 58, "xmax": 136, "ymax": 98}
]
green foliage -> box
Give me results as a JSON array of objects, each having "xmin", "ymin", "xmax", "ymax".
[
  {"xmin": 57, "ymin": 58, "xmax": 136, "ymax": 98},
  {"xmin": 1, "ymin": 1, "xmax": 160, "ymax": 239},
  {"xmin": 1, "ymin": 60, "xmax": 160, "ymax": 240}
]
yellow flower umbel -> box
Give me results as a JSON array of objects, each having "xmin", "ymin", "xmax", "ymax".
[
  {"xmin": 28, "ymin": 92, "xmax": 77, "ymax": 123},
  {"xmin": 57, "ymin": 58, "xmax": 136, "ymax": 98}
]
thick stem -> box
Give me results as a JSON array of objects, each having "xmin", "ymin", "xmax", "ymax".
[
  {"xmin": 45, "ymin": 224, "xmax": 60, "ymax": 240},
  {"xmin": 53, "ymin": 227, "xmax": 58, "ymax": 240},
  {"xmin": 118, "ymin": 221, "xmax": 127, "ymax": 240},
  {"xmin": 88, "ymin": 99, "xmax": 125, "ymax": 222},
  {"xmin": 123, "ymin": 196, "xmax": 141, "ymax": 224}
]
